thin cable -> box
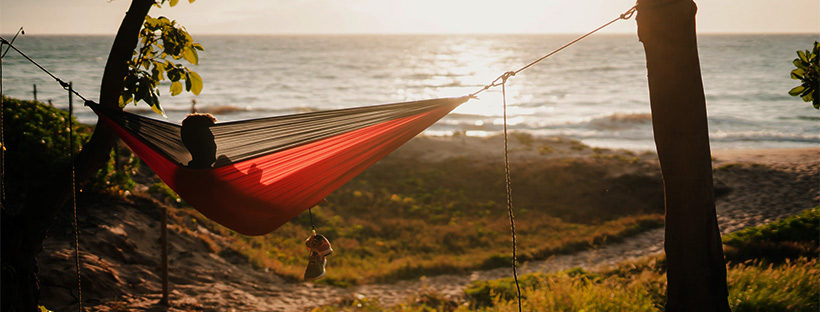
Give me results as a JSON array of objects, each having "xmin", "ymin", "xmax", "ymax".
[
  {"xmin": 1, "ymin": 27, "xmax": 24, "ymax": 59},
  {"xmin": 1, "ymin": 42, "xmax": 6, "ymax": 207},
  {"xmin": 69, "ymin": 83, "xmax": 84, "ymax": 312},
  {"xmin": 470, "ymin": 4, "xmax": 637, "ymax": 98},
  {"xmin": 308, "ymin": 207, "xmax": 316, "ymax": 231},
  {"xmin": 0, "ymin": 37, "xmax": 91, "ymax": 103},
  {"xmin": 501, "ymin": 74, "xmax": 523, "ymax": 312}
]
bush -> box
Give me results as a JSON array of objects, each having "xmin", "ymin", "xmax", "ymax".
[
  {"xmin": 1, "ymin": 96, "xmax": 88, "ymax": 207},
  {"xmin": 1, "ymin": 96, "xmax": 136, "ymax": 207},
  {"xmin": 723, "ymin": 207, "xmax": 819, "ymax": 263}
]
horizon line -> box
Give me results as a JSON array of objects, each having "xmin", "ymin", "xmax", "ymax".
[{"xmin": 2, "ymin": 31, "xmax": 819, "ymax": 37}]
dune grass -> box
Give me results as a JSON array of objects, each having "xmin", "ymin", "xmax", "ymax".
[
  {"xmin": 165, "ymin": 141, "xmax": 665, "ymax": 286},
  {"xmin": 314, "ymin": 207, "xmax": 820, "ymax": 311},
  {"xmin": 722, "ymin": 206, "xmax": 819, "ymax": 263}
]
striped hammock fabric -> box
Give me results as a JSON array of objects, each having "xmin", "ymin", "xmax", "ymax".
[{"xmin": 93, "ymin": 96, "xmax": 468, "ymax": 235}]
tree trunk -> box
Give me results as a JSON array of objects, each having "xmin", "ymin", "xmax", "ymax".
[
  {"xmin": 0, "ymin": 1, "xmax": 152, "ymax": 311},
  {"xmin": 636, "ymin": 0, "xmax": 730, "ymax": 311}
]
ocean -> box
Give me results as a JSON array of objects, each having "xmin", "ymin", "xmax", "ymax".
[{"xmin": 1, "ymin": 34, "xmax": 818, "ymax": 151}]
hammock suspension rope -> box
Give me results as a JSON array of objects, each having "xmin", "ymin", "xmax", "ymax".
[
  {"xmin": 499, "ymin": 71, "xmax": 523, "ymax": 312},
  {"xmin": 68, "ymin": 82, "xmax": 84, "ymax": 312},
  {"xmin": 0, "ymin": 5, "xmax": 640, "ymax": 310},
  {"xmin": 1, "ymin": 41, "xmax": 5, "ymax": 206}
]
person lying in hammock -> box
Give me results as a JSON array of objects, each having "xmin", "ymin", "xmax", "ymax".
[
  {"xmin": 180, "ymin": 113, "xmax": 234, "ymax": 168},
  {"xmin": 180, "ymin": 113, "xmax": 218, "ymax": 168}
]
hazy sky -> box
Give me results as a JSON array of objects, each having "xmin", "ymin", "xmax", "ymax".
[{"xmin": 1, "ymin": 0, "xmax": 818, "ymax": 35}]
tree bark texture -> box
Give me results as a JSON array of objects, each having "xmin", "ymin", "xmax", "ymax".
[
  {"xmin": 636, "ymin": 0, "xmax": 730, "ymax": 311},
  {"xmin": 0, "ymin": 1, "xmax": 152, "ymax": 311}
]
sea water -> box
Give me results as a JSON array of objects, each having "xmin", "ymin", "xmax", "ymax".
[{"xmin": 2, "ymin": 34, "xmax": 818, "ymax": 150}]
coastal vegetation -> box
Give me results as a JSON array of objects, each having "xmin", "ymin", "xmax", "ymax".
[
  {"xmin": 789, "ymin": 41, "xmax": 819, "ymax": 108},
  {"xmin": 156, "ymin": 128, "xmax": 666, "ymax": 286},
  {"xmin": 314, "ymin": 207, "xmax": 820, "ymax": 311}
]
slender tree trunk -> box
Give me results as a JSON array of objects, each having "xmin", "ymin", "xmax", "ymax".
[
  {"xmin": 0, "ymin": 1, "xmax": 152, "ymax": 311},
  {"xmin": 636, "ymin": 0, "xmax": 730, "ymax": 311}
]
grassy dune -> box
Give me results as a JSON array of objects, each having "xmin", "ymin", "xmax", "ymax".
[
  {"xmin": 173, "ymin": 151, "xmax": 665, "ymax": 286},
  {"xmin": 315, "ymin": 207, "xmax": 819, "ymax": 311}
]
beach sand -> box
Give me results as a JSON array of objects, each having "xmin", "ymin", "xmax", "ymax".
[{"xmin": 36, "ymin": 136, "xmax": 818, "ymax": 311}]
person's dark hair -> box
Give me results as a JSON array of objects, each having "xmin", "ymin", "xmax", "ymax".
[{"xmin": 181, "ymin": 113, "xmax": 218, "ymax": 168}]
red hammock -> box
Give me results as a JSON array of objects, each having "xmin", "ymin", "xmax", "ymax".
[{"xmin": 94, "ymin": 97, "xmax": 467, "ymax": 235}]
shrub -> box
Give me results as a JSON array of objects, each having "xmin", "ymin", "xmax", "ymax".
[
  {"xmin": 723, "ymin": 207, "xmax": 819, "ymax": 263},
  {"xmin": 1, "ymin": 96, "xmax": 137, "ymax": 206},
  {"xmin": 1, "ymin": 96, "xmax": 88, "ymax": 207}
]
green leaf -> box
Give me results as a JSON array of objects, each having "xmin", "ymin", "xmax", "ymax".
[
  {"xmin": 788, "ymin": 85, "xmax": 805, "ymax": 96},
  {"xmin": 144, "ymin": 16, "xmax": 158, "ymax": 28},
  {"xmin": 151, "ymin": 102, "xmax": 166, "ymax": 117},
  {"xmin": 797, "ymin": 50, "xmax": 809, "ymax": 63},
  {"xmin": 170, "ymin": 81, "xmax": 183, "ymax": 96},
  {"xmin": 169, "ymin": 0, "xmax": 179, "ymax": 6},
  {"xmin": 188, "ymin": 71, "xmax": 203, "ymax": 95},
  {"xmin": 182, "ymin": 47, "xmax": 198, "ymax": 65},
  {"xmin": 185, "ymin": 72, "xmax": 193, "ymax": 91},
  {"xmin": 801, "ymin": 93, "xmax": 813, "ymax": 102},
  {"xmin": 799, "ymin": 86, "xmax": 812, "ymax": 97},
  {"xmin": 791, "ymin": 68, "xmax": 805, "ymax": 80},
  {"xmin": 118, "ymin": 94, "xmax": 133, "ymax": 107},
  {"xmin": 167, "ymin": 68, "xmax": 181, "ymax": 81}
]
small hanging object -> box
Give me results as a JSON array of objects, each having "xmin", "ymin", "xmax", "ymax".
[{"xmin": 303, "ymin": 229, "xmax": 333, "ymax": 281}]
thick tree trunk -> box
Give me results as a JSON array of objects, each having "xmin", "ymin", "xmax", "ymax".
[
  {"xmin": 0, "ymin": 1, "xmax": 152, "ymax": 311},
  {"xmin": 636, "ymin": 0, "xmax": 730, "ymax": 311}
]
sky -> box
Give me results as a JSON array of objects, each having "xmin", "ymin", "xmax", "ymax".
[{"xmin": 1, "ymin": 0, "xmax": 818, "ymax": 35}]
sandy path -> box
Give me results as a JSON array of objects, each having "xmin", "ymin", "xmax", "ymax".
[{"xmin": 39, "ymin": 147, "xmax": 818, "ymax": 311}]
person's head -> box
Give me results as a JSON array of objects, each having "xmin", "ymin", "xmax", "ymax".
[{"xmin": 181, "ymin": 113, "xmax": 217, "ymax": 168}]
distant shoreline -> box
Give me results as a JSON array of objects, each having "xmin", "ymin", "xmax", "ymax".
[{"xmin": 3, "ymin": 32, "xmax": 819, "ymax": 37}]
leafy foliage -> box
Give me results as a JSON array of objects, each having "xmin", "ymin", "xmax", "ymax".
[
  {"xmin": 120, "ymin": 0, "xmax": 203, "ymax": 115},
  {"xmin": 0, "ymin": 97, "xmax": 139, "ymax": 206},
  {"xmin": 788, "ymin": 41, "xmax": 819, "ymax": 109},
  {"xmin": 0, "ymin": 97, "xmax": 88, "ymax": 207},
  {"xmin": 85, "ymin": 144, "xmax": 140, "ymax": 195},
  {"xmin": 723, "ymin": 207, "xmax": 818, "ymax": 263}
]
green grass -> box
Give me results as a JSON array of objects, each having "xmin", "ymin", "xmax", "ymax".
[
  {"xmin": 155, "ymin": 137, "xmax": 665, "ymax": 286},
  {"xmin": 186, "ymin": 151, "xmax": 665, "ymax": 286},
  {"xmin": 314, "ymin": 207, "xmax": 820, "ymax": 311},
  {"xmin": 723, "ymin": 207, "xmax": 819, "ymax": 263}
]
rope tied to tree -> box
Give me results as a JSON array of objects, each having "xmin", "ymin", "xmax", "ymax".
[
  {"xmin": 68, "ymin": 83, "xmax": 84, "ymax": 312},
  {"xmin": 500, "ymin": 72, "xmax": 523, "ymax": 312},
  {"xmin": 0, "ymin": 37, "xmax": 91, "ymax": 103}
]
